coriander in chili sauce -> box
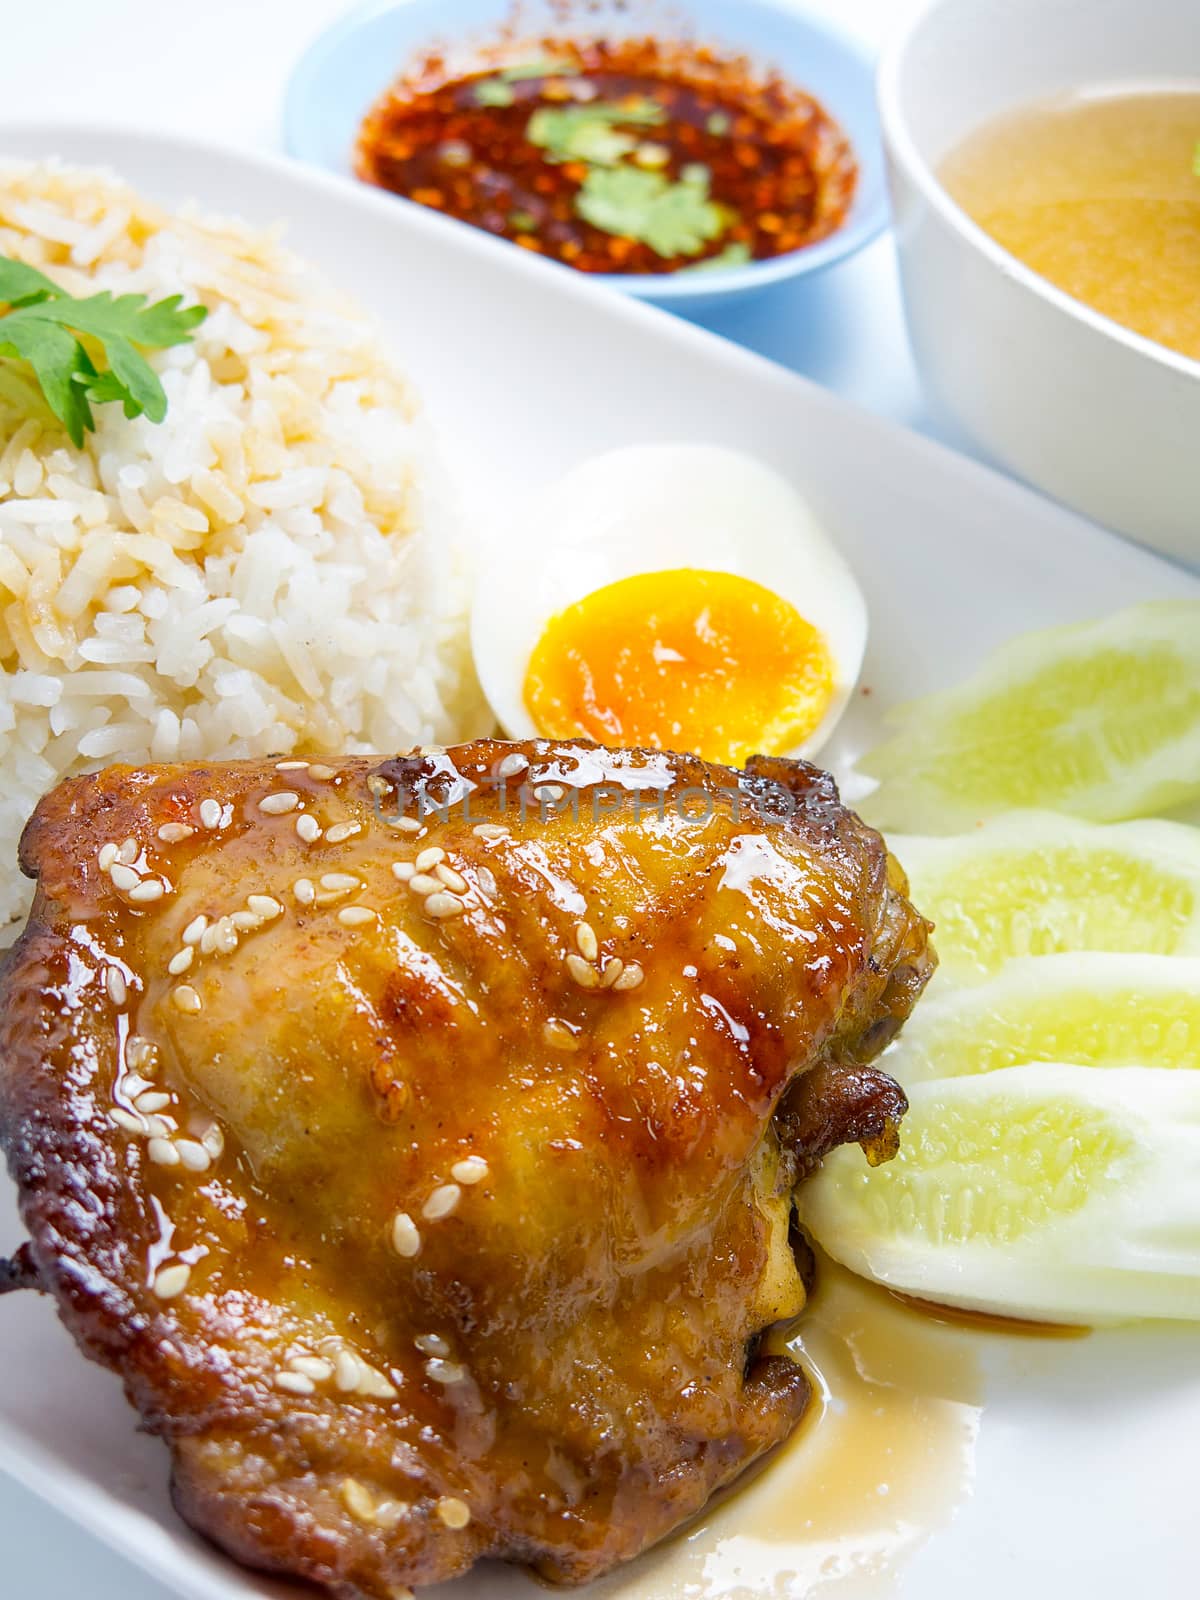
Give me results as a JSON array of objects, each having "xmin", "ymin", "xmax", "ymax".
[{"xmin": 355, "ymin": 36, "xmax": 857, "ymax": 274}]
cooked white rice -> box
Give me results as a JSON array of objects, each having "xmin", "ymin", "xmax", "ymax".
[{"xmin": 0, "ymin": 160, "xmax": 486, "ymax": 931}]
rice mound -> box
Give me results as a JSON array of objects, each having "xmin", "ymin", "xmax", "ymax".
[{"xmin": 0, "ymin": 160, "xmax": 486, "ymax": 930}]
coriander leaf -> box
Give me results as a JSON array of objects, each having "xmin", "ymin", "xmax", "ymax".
[
  {"xmin": 576, "ymin": 165, "xmax": 728, "ymax": 258},
  {"xmin": 0, "ymin": 257, "xmax": 63, "ymax": 308},
  {"xmin": 500, "ymin": 59, "xmax": 581, "ymax": 81},
  {"xmin": 84, "ymin": 367, "xmax": 143, "ymax": 419},
  {"xmin": 474, "ymin": 77, "xmax": 516, "ymax": 107},
  {"xmin": 0, "ymin": 257, "xmax": 207, "ymax": 445},
  {"xmin": 0, "ymin": 357, "xmax": 52, "ymax": 425},
  {"xmin": 30, "ymin": 289, "xmax": 205, "ymax": 351},
  {"xmin": 676, "ymin": 240, "xmax": 753, "ymax": 274},
  {"xmin": 0, "ymin": 321, "xmax": 94, "ymax": 445},
  {"xmin": 527, "ymin": 100, "xmax": 666, "ymax": 166}
]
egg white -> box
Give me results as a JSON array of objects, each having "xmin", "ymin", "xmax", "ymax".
[{"xmin": 470, "ymin": 444, "xmax": 868, "ymax": 760}]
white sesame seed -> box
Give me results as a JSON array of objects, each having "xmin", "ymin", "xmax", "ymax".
[
  {"xmin": 293, "ymin": 877, "xmax": 316, "ymax": 905},
  {"xmin": 422, "ymin": 1183, "xmax": 462, "ymax": 1221},
  {"xmin": 392, "ymin": 861, "xmax": 415, "ymax": 881},
  {"xmin": 535, "ymin": 783, "xmax": 565, "ymax": 803},
  {"xmin": 175, "ymin": 1140, "xmax": 212, "ymax": 1173},
  {"xmin": 231, "ymin": 910, "xmax": 259, "ymax": 934},
  {"xmin": 121, "ymin": 1074, "xmax": 154, "ymax": 1100},
  {"xmin": 97, "ymin": 842, "xmax": 119, "ymax": 872},
  {"xmin": 415, "ymin": 847, "xmax": 445, "ymax": 872},
  {"xmin": 426, "ymin": 1359, "xmax": 468, "ymax": 1386},
  {"xmin": 391, "ymin": 1212, "xmax": 421, "ymax": 1258},
  {"xmin": 566, "ymin": 953, "xmax": 599, "ymax": 990},
  {"xmin": 111, "ymin": 1108, "xmax": 146, "ymax": 1136},
  {"xmin": 109, "ymin": 863, "xmax": 140, "ymax": 893},
  {"xmin": 497, "ymin": 753, "xmax": 527, "ymax": 779},
  {"xmin": 451, "ymin": 1156, "xmax": 489, "ymax": 1186},
  {"xmin": 335, "ymin": 1350, "xmax": 366, "ymax": 1392},
  {"xmin": 147, "ymin": 1138, "xmax": 181, "ymax": 1167},
  {"xmin": 135, "ymin": 1091, "xmax": 171, "ymax": 1114},
  {"xmin": 423, "ymin": 892, "xmax": 465, "ymax": 919},
  {"xmin": 105, "ymin": 968, "xmax": 127, "ymax": 1006},
  {"xmin": 600, "ymin": 957, "xmax": 624, "ymax": 988},
  {"xmin": 199, "ymin": 798, "xmax": 222, "ymax": 830},
  {"xmin": 407, "ymin": 872, "xmax": 441, "ymax": 896},
  {"xmin": 143, "ymin": 1114, "xmax": 176, "ymax": 1141},
  {"xmin": 275, "ymin": 1371, "xmax": 315, "ymax": 1396},
  {"xmin": 437, "ymin": 1497, "xmax": 471, "ymax": 1530},
  {"xmin": 157, "ymin": 823, "xmax": 195, "ymax": 844},
  {"xmin": 153, "ymin": 1264, "xmax": 190, "ymax": 1300},
  {"xmin": 341, "ymin": 1478, "xmax": 377, "ymax": 1522},
  {"xmin": 291, "ymin": 1356, "xmax": 335, "ymax": 1383},
  {"xmin": 436, "ymin": 863, "xmax": 469, "ymax": 894},
  {"xmin": 355, "ymin": 1366, "xmax": 398, "ymax": 1400},
  {"xmin": 200, "ymin": 1123, "xmax": 225, "ymax": 1160},
  {"xmin": 575, "ymin": 921, "xmax": 599, "ymax": 962},
  {"xmin": 172, "ymin": 985, "xmax": 202, "ymax": 1014},
  {"xmin": 367, "ymin": 775, "xmax": 390, "ymax": 797},
  {"xmin": 126, "ymin": 1036, "xmax": 154, "ymax": 1069},
  {"xmin": 325, "ymin": 821, "xmax": 361, "ymax": 844},
  {"xmin": 373, "ymin": 1502, "xmax": 411, "ymax": 1535},
  {"xmin": 414, "ymin": 1333, "xmax": 451, "ymax": 1357},
  {"xmin": 477, "ymin": 866, "xmax": 497, "ymax": 899},
  {"xmin": 307, "ymin": 763, "xmax": 337, "ymax": 781},
  {"xmin": 276, "ymin": 760, "xmax": 310, "ymax": 771},
  {"xmin": 182, "ymin": 915, "xmax": 208, "ymax": 946},
  {"xmin": 296, "ymin": 813, "xmax": 322, "ymax": 844},
  {"xmin": 387, "ymin": 816, "xmax": 421, "ymax": 834},
  {"xmin": 118, "ymin": 837, "xmax": 139, "ymax": 865},
  {"xmin": 473, "ymin": 823, "xmax": 508, "ymax": 840},
  {"xmin": 321, "ymin": 872, "xmax": 360, "ymax": 892},
  {"xmin": 543, "ymin": 1019, "xmax": 578, "ymax": 1050},
  {"xmin": 613, "ymin": 962, "xmax": 645, "ymax": 991},
  {"xmin": 259, "ymin": 791, "xmax": 299, "ymax": 816},
  {"xmin": 388, "ymin": 1586, "xmax": 416, "ymax": 1600},
  {"xmin": 247, "ymin": 894, "xmax": 283, "ymax": 920},
  {"xmin": 338, "ymin": 906, "xmax": 377, "ymax": 928},
  {"xmin": 167, "ymin": 947, "xmax": 194, "ymax": 976},
  {"xmin": 129, "ymin": 878, "xmax": 166, "ymax": 904}
]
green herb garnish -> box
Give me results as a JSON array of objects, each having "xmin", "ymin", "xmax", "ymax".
[
  {"xmin": 576, "ymin": 164, "xmax": 728, "ymax": 258},
  {"xmin": 528, "ymin": 100, "xmax": 667, "ymax": 167},
  {"xmin": 0, "ymin": 258, "xmax": 206, "ymax": 447},
  {"xmin": 706, "ymin": 111, "xmax": 732, "ymax": 137},
  {"xmin": 474, "ymin": 77, "xmax": 517, "ymax": 108},
  {"xmin": 500, "ymin": 59, "xmax": 581, "ymax": 82},
  {"xmin": 509, "ymin": 208, "xmax": 538, "ymax": 233},
  {"xmin": 676, "ymin": 239, "xmax": 753, "ymax": 273}
]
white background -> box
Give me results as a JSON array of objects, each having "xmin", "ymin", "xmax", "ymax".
[{"xmin": 1, "ymin": 0, "xmax": 926, "ymax": 1593}]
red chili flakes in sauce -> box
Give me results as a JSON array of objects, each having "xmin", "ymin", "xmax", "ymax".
[{"xmin": 356, "ymin": 35, "xmax": 857, "ymax": 274}]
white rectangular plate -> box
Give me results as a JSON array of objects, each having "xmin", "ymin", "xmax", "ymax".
[{"xmin": 0, "ymin": 121, "xmax": 1196, "ymax": 1600}]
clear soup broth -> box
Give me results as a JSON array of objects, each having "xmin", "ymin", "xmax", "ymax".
[{"xmin": 941, "ymin": 88, "xmax": 1200, "ymax": 361}]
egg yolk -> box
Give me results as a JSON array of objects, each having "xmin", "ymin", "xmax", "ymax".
[{"xmin": 523, "ymin": 568, "xmax": 836, "ymax": 766}]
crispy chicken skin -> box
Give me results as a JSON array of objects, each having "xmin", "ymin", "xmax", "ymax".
[{"xmin": 0, "ymin": 741, "xmax": 933, "ymax": 1596}]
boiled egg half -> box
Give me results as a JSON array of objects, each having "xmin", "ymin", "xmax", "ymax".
[{"xmin": 471, "ymin": 445, "xmax": 868, "ymax": 767}]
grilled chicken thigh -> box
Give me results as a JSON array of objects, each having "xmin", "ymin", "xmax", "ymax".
[{"xmin": 0, "ymin": 740, "xmax": 933, "ymax": 1596}]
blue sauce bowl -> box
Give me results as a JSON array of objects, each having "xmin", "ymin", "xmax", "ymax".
[{"xmin": 284, "ymin": 0, "xmax": 887, "ymax": 314}]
